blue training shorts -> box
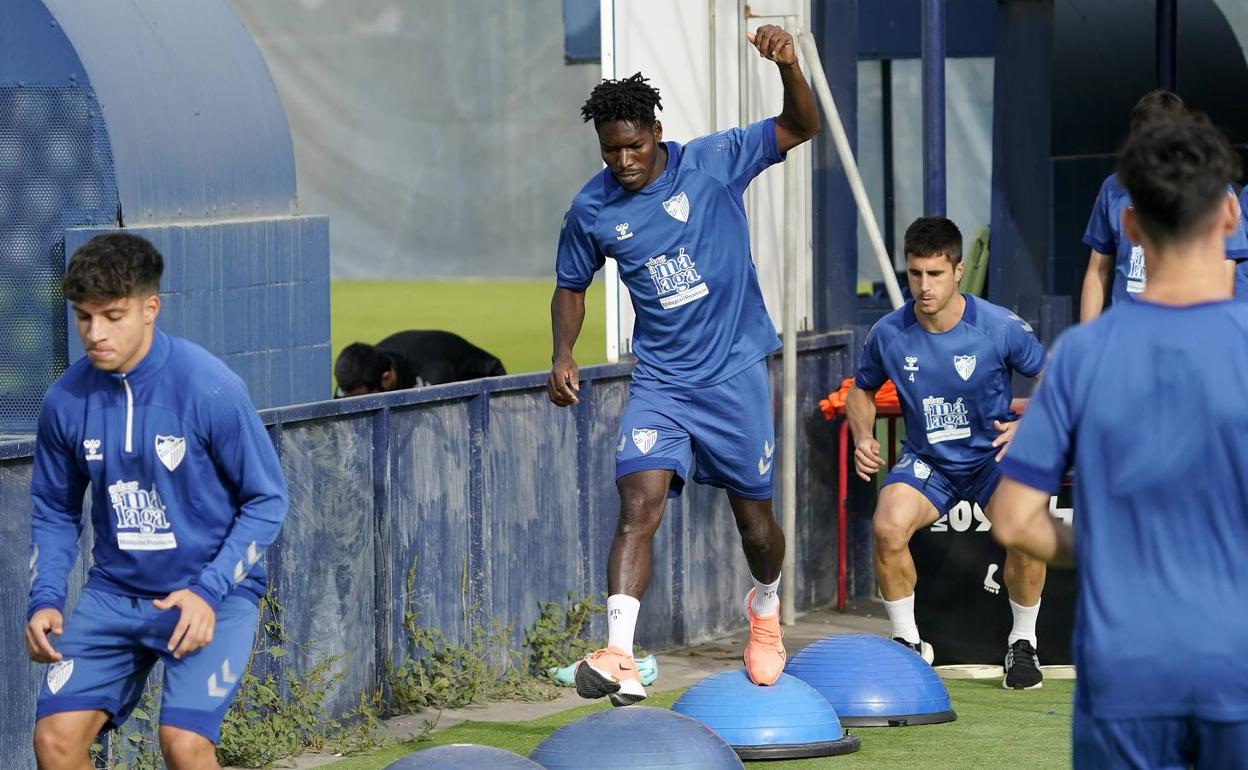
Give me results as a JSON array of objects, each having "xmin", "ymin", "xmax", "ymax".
[
  {"xmin": 1074, "ymin": 703, "xmax": 1248, "ymax": 770},
  {"xmin": 36, "ymin": 588, "xmax": 259, "ymax": 744},
  {"xmin": 883, "ymin": 451, "xmax": 1002, "ymax": 513},
  {"xmin": 615, "ymin": 358, "xmax": 774, "ymax": 500}
]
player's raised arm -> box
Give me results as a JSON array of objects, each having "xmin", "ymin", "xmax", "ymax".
[
  {"xmin": 747, "ymin": 24, "xmax": 820, "ymax": 153},
  {"xmin": 549, "ymin": 287, "xmax": 585, "ymax": 406}
]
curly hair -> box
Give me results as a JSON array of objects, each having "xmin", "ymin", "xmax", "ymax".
[
  {"xmin": 62, "ymin": 233, "xmax": 163, "ymax": 303},
  {"xmin": 580, "ymin": 72, "xmax": 662, "ymax": 127}
]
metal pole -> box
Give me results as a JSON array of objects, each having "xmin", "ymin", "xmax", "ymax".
[
  {"xmin": 1156, "ymin": 0, "xmax": 1177, "ymax": 91},
  {"xmin": 797, "ymin": 32, "xmax": 904, "ymax": 308},
  {"xmin": 600, "ymin": 0, "xmax": 621, "ymax": 362},
  {"xmin": 709, "ymin": 0, "xmax": 717, "ymax": 132},
  {"xmin": 739, "ymin": 0, "xmax": 750, "ymax": 127},
  {"xmin": 780, "ymin": 15, "xmax": 799, "ymax": 627},
  {"xmin": 922, "ymin": 0, "xmax": 946, "ymax": 216},
  {"xmin": 881, "ymin": 58, "xmax": 896, "ymax": 264}
]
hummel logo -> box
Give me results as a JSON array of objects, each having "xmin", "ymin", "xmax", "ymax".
[
  {"xmin": 903, "ymin": 356, "xmax": 919, "ymax": 372},
  {"xmin": 83, "ymin": 439, "xmax": 103, "ymax": 462},
  {"xmin": 207, "ymin": 659, "xmax": 239, "ymax": 698},
  {"xmin": 232, "ymin": 541, "xmax": 263, "ymax": 584},
  {"xmin": 763, "ymin": 440, "xmax": 774, "ymax": 459},
  {"xmin": 615, "ymin": 222, "xmax": 634, "ymax": 241},
  {"xmin": 758, "ymin": 458, "xmax": 773, "ymax": 476},
  {"xmin": 758, "ymin": 440, "xmax": 775, "ymax": 475}
]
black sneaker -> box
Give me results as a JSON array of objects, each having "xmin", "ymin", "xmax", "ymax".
[
  {"xmin": 892, "ymin": 636, "xmax": 934, "ymax": 664},
  {"xmin": 1003, "ymin": 639, "xmax": 1043, "ymax": 690}
]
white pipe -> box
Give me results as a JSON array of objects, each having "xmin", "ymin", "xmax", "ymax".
[
  {"xmin": 600, "ymin": 0, "xmax": 621, "ymax": 362},
  {"xmin": 780, "ymin": 16, "xmax": 799, "ymax": 627},
  {"xmin": 797, "ymin": 31, "xmax": 904, "ymax": 309},
  {"xmin": 738, "ymin": 0, "xmax": 749, "ymax": 127},
  {"xmin": 709, "ymin": 0, "xmax": 717, "ymax": 133}
]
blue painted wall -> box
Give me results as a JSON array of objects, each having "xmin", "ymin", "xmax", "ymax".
[
  {"xmin": 0, "ymin": 1, "xmax": 329, "ymax": 429},
  {"xmin": 0, "ymin": 335, "xmax": 863, "ymax": 764},
  {"xmin": 64, "ymin": 220, "xmax": 332, "ymax": 410}
]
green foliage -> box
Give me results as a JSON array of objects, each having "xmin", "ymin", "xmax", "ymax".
[
  {"xmin": 385, "ymin": 562, "xmax": 556, "ymax": 712},
  {"xmin": 523, "ymin": 592, "xmax": 604, "ymax": 676},
  {"xmin": 216, "ymin": 595, "xmax": 387, "ymax": 768},
  {"xmin": 89, "ymin": 684, "xmax": 163, "ymax": 770}
]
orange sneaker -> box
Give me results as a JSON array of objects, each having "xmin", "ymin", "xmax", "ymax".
[
  {"xmin": 574, "ymin": 646, "xmax": 646, "ymax": 706},
  {"xmin": 743, "ymin": 589, "xmax": 786, "ymax": 685}
]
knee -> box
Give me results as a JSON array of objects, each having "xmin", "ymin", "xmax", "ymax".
[
  {"xmin": 34, "ymin": 722, "xmax": 87, "ymax": 769},
  {"xmin": 872, "ymin": 512, "xmax": 912, "ymax": 554},
  {"xmin": 738, "ymin": 513, "xmax": 781, "ymax": 552},
  {"xmin": 617, "ymin": 490, "xmax": 664, "ymax": 537},
  {"xmin": 160, "ymin": 726, "xmax": 217, "ymax": 769}
]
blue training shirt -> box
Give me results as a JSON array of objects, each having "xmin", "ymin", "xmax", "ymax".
[
  {"xmin": 28, "ymin": 329, "xmax": 288, "ymax": 617},
  {"xmin": 557, "ymin": 118, "xmax": 783, "ymax": 387},
  {"xmin": 1083, "ymin": 174, "xmax": 1248, "ymax": 304},
  {"xmin": 855, "ymin": 295, "xmax": 1045, "ymax": 474},
  {"xmin": 1000, "ymin": 300, "xmax": 1248, "ymax": 721}
]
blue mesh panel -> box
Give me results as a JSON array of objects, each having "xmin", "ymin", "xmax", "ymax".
[{"xmin": 0, "ymin": 85, "xmax": 116, "ymax": 432}]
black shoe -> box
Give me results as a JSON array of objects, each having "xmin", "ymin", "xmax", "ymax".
[
  {"xmin": 892, "ymin": 636, "xmax": 934, "ymax": 664},
  {"xmin": 1003, "ymin": 639, "xmax": 1043, "ymax": 690}
]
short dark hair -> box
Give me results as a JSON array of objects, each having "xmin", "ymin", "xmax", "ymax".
[
  {"xmin": 1117, "ymin": 112, "xmax": 1240, "ymax": 244},
  {"xmin": 581, "ymin": 73, "xmax": 663, "ymax": 128},
  {"xmin": 904, "ymin": 216, "xmax": 963, "ymax": 264},
  {"xmin": 1129, "ymin": 90, "xmax": 1186, "ymax": 135},
  {"xmin": 334, "ymin": 343, "xmax": 390, "ymax": 395},
  {"xmin": 62, "ymin": 233, "xmax": 163, "ymax": 304}
]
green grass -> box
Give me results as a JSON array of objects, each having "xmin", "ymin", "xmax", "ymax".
[
  {"xmin": 331, "ymin": 279, "xmax": 607, "ymax": 383},
  {"xmin": 320, "ymin": 679, "xmax": 1073, "ymax": 769}
]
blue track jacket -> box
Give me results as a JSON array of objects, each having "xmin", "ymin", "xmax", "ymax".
[{"xmin": 28, "ymin": 329, "xmax": 288, "ymax": 617}]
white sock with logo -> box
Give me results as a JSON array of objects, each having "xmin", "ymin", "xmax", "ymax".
[
  {"xmin": 750, "ymin": 574, "xmax": 781, "ymax": 617},
  {"xmin": 883, "ymin": 593, "xmax": 921, "ymax": 644},
  {"xmin": 606, "ymin": 594, "xmax": 640, "ymax": 655},
  {"xmin": 1007, "ymin": 598, "xmax": 1040, "ymax": 648}
]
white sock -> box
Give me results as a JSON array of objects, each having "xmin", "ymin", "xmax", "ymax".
[
  {"xmin": 606, "ymin": 594, "xmax": 640, "ymax": 654},
  {"xmin": 750, "ymin": 574, "xmax": 781, "ymax": 617},
  {"xmin": 1007, "ymin": 598, "xmax": 1040, "ymax": 647},
  {"xmin": 883, "ymin": 594, "xmax": 920, "ymax": 644}
]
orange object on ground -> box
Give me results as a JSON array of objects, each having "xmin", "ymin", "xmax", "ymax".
[{"xmin": 819, "ymin": 377, "xmax": 899, "ymax": 420}]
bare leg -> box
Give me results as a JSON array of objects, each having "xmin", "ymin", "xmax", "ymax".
[
  {"xmin": 34, "ymin": 710, "xmax": 109, "ymax": 770},
  {"xmin": 872, "ymin": 483, "xmax": 941, "ymax": 601},
  {"xmin": 161, "ymin": 725, "xmax": 221, "ymax": 770},
  {"xmin": 608, "ymin": 469, "xmax": 673, "ymax": 597},
  {"xmin": 727, "ymin": 493, "xmax": 785, "ymax": 583}
]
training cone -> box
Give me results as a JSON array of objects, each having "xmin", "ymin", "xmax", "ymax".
[
  {"xmin": 786, "ymin": 633, "xmax": 957, "ymax": 727},
  {"xmin": 673, "ymin": 670, "xmax": 861, "ymax": 759}
]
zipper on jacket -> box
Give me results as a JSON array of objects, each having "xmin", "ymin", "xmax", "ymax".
[{"xmin": 122, "ymin": 377, "xmax": 134, "ymax": 453}]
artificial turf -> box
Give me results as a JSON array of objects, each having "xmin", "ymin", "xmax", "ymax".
[
  {"xmin": 330, "ymin": 279, "xmax": 608, "ymax": 385},
  {"xmin": 319, "ymin": 679, "xmax": 1073, "ymax": 770}
]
